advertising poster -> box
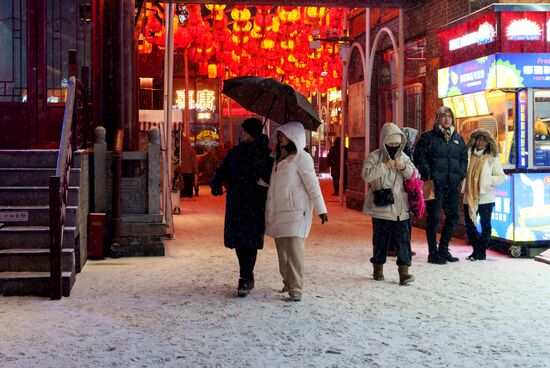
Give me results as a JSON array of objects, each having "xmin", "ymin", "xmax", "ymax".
[
  {"xmin": 479, "ymin": 175, "xmax": 514, "ymax": 240},
  {"xmin": 513, "ymin": 172, "xmax": 550, "ymax": 241},
  {"xmin": 438, "ymin": 53, "xmax": 550, "ymax": 98}
]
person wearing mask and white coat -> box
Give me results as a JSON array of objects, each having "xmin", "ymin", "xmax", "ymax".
[
  {"xmin": 462, "ymin": 128, "xmax": 505, "ymax": 261},
  {"xmin": 265, "ymin": 122, "xmax": 328, "ymax": 302},
  {"xmin": 362, "ymin": 122, "xmax": 418, "ymax": 285}
]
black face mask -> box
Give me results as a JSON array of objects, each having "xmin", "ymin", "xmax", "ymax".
[{"xmin": 385, "ymin": 145, "xmax": 399, "ymax": 160}]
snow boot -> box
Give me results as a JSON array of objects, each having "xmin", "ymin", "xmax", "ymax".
[
  {"xmin": 373, "ymin": 264, "xmax": 385, "ymax": 281},
  {"xmin": 398, "ymin": 266, "xmax": 415, "ymax": 285},
  {"xmin": 237, "ymin": 278, "xmax": 253, "ymax": 297}
]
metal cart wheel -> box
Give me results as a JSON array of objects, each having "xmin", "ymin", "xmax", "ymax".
[{"xmin": 510, "ymin": 245, "xmax": 522, "ymax": 258}]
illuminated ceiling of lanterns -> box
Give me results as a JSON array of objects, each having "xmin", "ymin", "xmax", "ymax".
[{"xmin": 136, "ymin": 3, "xmax": 348, "ymax": 95}]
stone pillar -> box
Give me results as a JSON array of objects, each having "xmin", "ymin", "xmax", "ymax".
[
  {"xmin": 148, "ymin": 128, "xmax": 161, "ymax": 214},
  {"xmin": 94, "ymin": 126, "xmax": 107, "ymax": 212}
]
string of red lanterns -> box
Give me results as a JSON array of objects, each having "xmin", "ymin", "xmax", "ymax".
[{"xmin": 137, "ymin": 3, "xmax": 346, "ymax": 95}]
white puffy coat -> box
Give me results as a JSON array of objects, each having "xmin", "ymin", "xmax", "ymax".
[
  {"xmin": 265, "ymin": 122, "xmax": 327, "ymax": 239},
  {"xmin": 362, "ymin": 122, "xmax": 418, "ymax": 221}
]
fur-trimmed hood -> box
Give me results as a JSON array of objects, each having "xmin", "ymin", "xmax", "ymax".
[
  {"xmin": 432, "ymin": 106, "xmax": 456, "ymax": 131},
  {"xmin": 467, "ymin": 128, "xmax": 498, "ymax": 157}
]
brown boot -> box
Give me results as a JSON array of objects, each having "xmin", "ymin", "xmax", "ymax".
[
  {"xmin": 373, "ymin": 264, "xmax": 385, "ymax": 281},
  {"xmin": 398, "ymin": 266, "xmax": 415, "ymax": 285}
]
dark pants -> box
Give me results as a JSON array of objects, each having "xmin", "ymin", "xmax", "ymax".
[
  {"xmin": 181, "ymin": 173, "xmax": 195, "ymax": 198},
  {"xmin": 464, "ymin": 203, "xmax": 494, "ymax": 257},
  {"xmin": 371, "ymin": 218, "xmax": 412, "ymax": 267},
  {"xmin": 426, "ymin": 186, "xmax": 460, "ymax": 256},
  {"xmin": 331, "ymin": 167, "xmax": 347, "ymax": 194},
  {"xmin": 235, "ymin": 248, "xmax": 258, "ymax": 281}
]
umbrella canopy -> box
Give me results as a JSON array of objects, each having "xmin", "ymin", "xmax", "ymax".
[{"xmin": 222, "ymin": 76, "xmax": 321, "ymax": 131}]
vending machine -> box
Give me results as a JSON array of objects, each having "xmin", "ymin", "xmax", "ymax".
[{"xmin": 437, "ymin": 4, "xmax": 550, "ymax": 257}]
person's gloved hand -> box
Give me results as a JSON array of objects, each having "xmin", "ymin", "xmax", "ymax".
[
  {"xmin": 210, "ymin": 184, "xmax": 223, "ymax": 196},
  {"xmin": 319, "ymin": 213, "xmax": 328, "ymax": 224}
]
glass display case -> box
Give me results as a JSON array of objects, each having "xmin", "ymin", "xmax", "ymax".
[
  {"xmin": 453, "ymin": 90, "xmax": 516, "ymax": 168},
  {"xmin": 534, "ymin": 90, "xmax": 550, "ymax": 167}
]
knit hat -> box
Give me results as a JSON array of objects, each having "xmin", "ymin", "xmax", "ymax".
[
  {"xmin": 241, "ymin": 118, "xmax": 263, "ymax": 139},
  {"xmin": 385, "ymin": 133, "xmax": 402, "ymax": 145}
]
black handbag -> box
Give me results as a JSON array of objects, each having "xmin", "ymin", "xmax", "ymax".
[
  {"xmin": 372, "ymin": 167, "xmax": 397, "ymax": 206},
  {"xmin": 373, "ymin": 188, "xmax": 394, "ymax": 206}
]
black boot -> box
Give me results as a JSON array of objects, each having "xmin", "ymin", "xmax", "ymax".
[
  {"xmin": 427, "ymin": 253, "xmax": 447, "ymax": 264},
  {"xmin": 237, "ymin": 278, "xmax": 253, "ymax": 297},
  {"xmin": 438, "ymin": 243, "xmax": 459, "ymax": 262},
  {"xmin": 439, "ymin": 251, "xmax": 459, "ymax": 262},
  {"xmin": 473, "ymin": 246, "xmax": 486, "ymax": 260}
]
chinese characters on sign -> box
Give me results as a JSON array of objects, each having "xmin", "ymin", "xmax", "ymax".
[
  {"xmin": 175, "ymin": 89, "xmax": 216, "ymax": 111},
  {"xmin": 518, "ymin": 89, "xmax": 528, "ymax": 169}
]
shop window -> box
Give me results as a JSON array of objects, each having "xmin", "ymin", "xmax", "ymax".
[
  {"xmin": 534, "ymin": 90, "xmax": 550, "ymax": 167},
  {"xmin": 454, "ymin": 90, "xmax": 516, "ymax": 168},
  {"xmin": 46, "ymin": 0, "xmax": 91, "ymax": 104},
  {"xmin": 0, "ymin": 0, "xmax": 27, "ymax": 102}
]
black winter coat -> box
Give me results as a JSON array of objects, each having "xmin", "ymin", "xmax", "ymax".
[
  {"xmin": 414, "ymin": 128, "xmax": 468, "ymax": 189},
  {"xmin": 210, "ymin": 135, "xmax": 273, "ymax": 249}
]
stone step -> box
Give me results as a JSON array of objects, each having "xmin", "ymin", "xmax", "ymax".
[
  {"xmin": 0, "ymin": 150, "xmax": 81, "ymax": 169},
  {"xmin": 0, "ymin": 168, "xmax": 81, "ymax": 186},
  {"xmin": 0, "ymin": 271, "xmax": 74, "ymax": 297},
  {"xmin": 0, "ymin": 206, "xmax": 77, "ymax": 227},
  {"xmin": 0, "ymin": 187, "xmax": 79, "ymax": 206},
  {"xmin": 0, "ymin": 248, "xmax": 74, "ymax": 272},
  {"xmin": 0, "ymin": 226, "xmax": 76, "ymax": 249}
]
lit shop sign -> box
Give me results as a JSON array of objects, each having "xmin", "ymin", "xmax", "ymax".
[
  {"xmin": 196, "ymin": 129, "xmax": 219, "ymax": 141},
  {"xmin": 448, "ymin": 21, "xmax": 496, "ymax": 51},
  {"xmin": 506, "ymin": 18, "xmax": 542, "ymax": 41},
  {"xmin": 517, "ymin": 89, "xmax": 528, "ymax": 169},
  {"xmin": 438, "ymin": 56, "xmax": 494, "ymax": 98},
  {"xmin": 328, "ymin": 89, "xmax": 341, "ymax": 102},
  {"xmin": 438, "ymin": 53, "xmax": 550, "ymax": 98},
  {"xmin": 175, "ymin": 89, "xmax": 216, "ymax": 111}
]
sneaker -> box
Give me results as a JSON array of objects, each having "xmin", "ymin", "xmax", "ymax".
[
  {"xmin": 279, "ymin": 286, "xmax": 289, "ymax": 293},
  {"xmin": 439, "ymin": 252, "xmax": 459, "ymax": 262},
  {"xmin": 427, "ymin": 254, "xmax": 447, "ymax": 264}
]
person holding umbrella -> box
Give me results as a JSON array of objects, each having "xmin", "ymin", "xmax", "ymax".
[
  {"xmin": 265, "ymin": 121, "xmax": 328, "ymax": 302},
  {"xmin": 210, "ymin": 118, "xmax": 273, "ymax": 297}
]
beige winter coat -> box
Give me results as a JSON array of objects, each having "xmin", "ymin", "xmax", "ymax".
[
  {"xmin": 265, "ymin": 122, "xmax": 327, "ymax": 239},
  {"xmin": 461, "ymin": 128, "xmax": 506, "ymax": 205},
  {"xmin": 362, "ymin": 122, "xmax": 418, "ymax": 221}
]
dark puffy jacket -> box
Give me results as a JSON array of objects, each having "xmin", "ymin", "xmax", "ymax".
[
  {"xmin": 414, "ymin": 128, "xmax": 468, "ymax": 189},
  {"xmin": 210, "ymin": 135, "xmax": 273, "ymax": 249}
]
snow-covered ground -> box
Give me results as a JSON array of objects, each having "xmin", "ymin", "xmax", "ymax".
[{"xmin": 1, "ymin": 180, "xmax": 549, "ymax": 368}]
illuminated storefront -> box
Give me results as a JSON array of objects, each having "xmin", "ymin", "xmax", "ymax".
[{"xmin": 438, "ymin": 4, "xmax": 550, "ymax": 257}]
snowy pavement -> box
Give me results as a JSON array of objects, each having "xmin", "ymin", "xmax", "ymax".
[{"xmin": 1, "ymin": 180, "xmax": 549, "ymax": 368}]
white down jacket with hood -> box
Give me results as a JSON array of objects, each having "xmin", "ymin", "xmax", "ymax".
[
  {"xmin": 362, "ymin": 122, "xmax": 418, "ymax": 221},
  {"xmin": 265, "ymin": 122, "xmax": 327, "ymax": 239}
]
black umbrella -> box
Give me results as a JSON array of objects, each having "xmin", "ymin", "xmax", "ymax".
[{"xmin": 221, "ymin": 76, "xmax": 321, "ymax": 131}]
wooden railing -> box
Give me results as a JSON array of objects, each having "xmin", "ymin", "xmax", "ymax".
[{"xmin": 49, "ymin": 76, "xmax": 77, "ymax": 300}]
